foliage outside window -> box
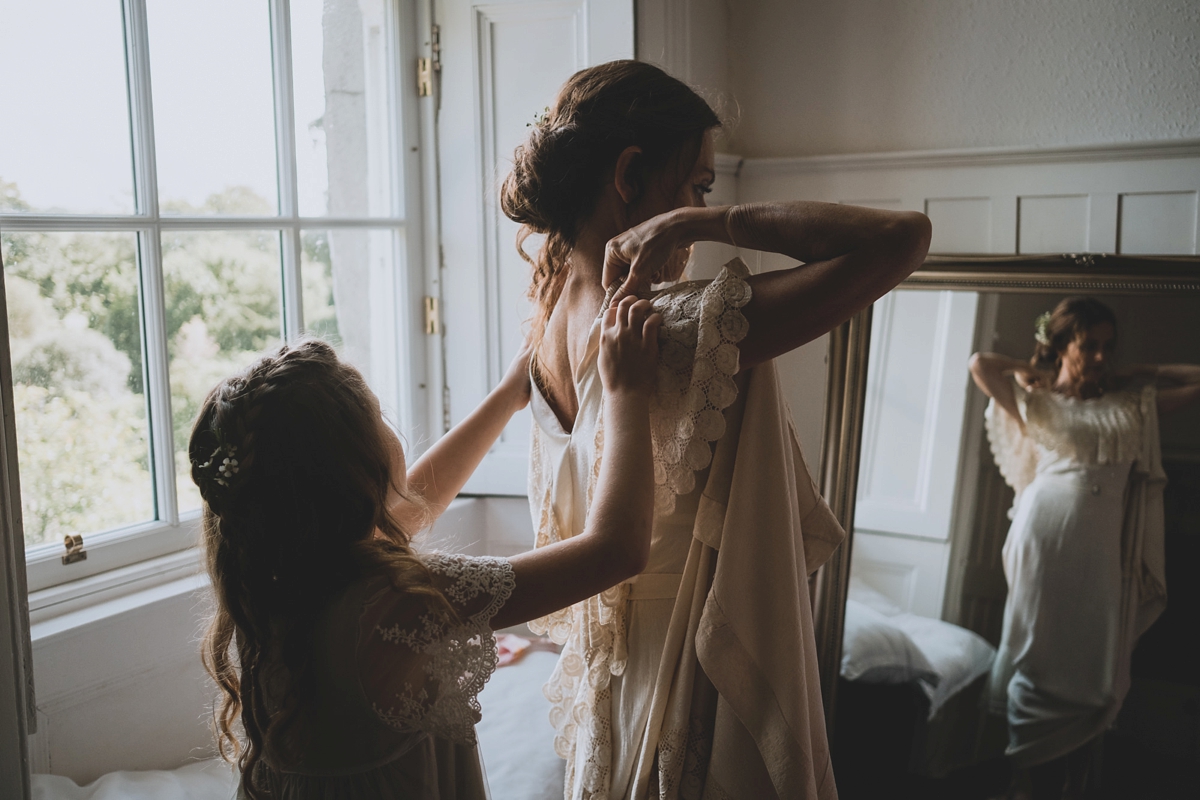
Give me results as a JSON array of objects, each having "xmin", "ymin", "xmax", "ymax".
[{"xmin": 0, "ymin": 0, "xmax": 410, "ymax": 576}]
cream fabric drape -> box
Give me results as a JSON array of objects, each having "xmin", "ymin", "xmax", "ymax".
[{"xmin": 528, "ymin": 259, "xmax": 844, "ymax": 799}]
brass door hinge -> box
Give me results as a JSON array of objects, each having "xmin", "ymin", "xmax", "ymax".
[
  {"xmin": 62, "ymin": 534, "xmax": 87, "ymax": 565},
  {"xmin": 423, "ymin": 296, "xmax": 440, "ymax": 334},
  {"xmin": 417, "ymin": 58, "xmax": 433, "ymax": 96}
]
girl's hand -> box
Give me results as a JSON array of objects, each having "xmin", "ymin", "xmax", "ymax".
[
  {"xmin": 603, "ymin": 208, "xmax": 700, "ymax": 304},
  {"xmin": 496, "ymin": 338, "xmax": 534, "ymax": 412},
  {"xmin": 599, "ymin": 296, "xmax": 662, "ymax": 397}
]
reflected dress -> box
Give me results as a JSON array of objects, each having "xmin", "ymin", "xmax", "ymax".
[
  {"xmin": 254, "ymin": 553, "xmax": 515, "ymax": 799},
  {"xmin": 528, "ymin": 259, "xmax": 845, "ymax": 800},
  {"xmin": 985, "ymin": 377, "xmax": 1167, "ymax": 767}
]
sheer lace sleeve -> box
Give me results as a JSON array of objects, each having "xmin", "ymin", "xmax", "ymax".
[
  {"xmin": 984, "ymin": 377, "xmax": 1039, "ymax": 514},
  {"xmin": 649, "ymin": 258, "xmax": 752, "ymax": 514},
  {"xmin": 358, "ymin": 554, "xmax": 515, "ymax": 745}
]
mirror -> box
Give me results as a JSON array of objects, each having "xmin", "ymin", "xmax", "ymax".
[{"xmin": 820, "ymin": 256, "xmax": 1200, "ymax": 799}]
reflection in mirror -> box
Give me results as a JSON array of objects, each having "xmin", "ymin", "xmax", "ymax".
[{"xmin": 832, "ymin": 290, "xmax": 1200, "ymax": 799}]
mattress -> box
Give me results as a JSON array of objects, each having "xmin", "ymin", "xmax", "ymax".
[{"xmin": 31, "ymin": 648, "xmax": 564, "ymax": 800}]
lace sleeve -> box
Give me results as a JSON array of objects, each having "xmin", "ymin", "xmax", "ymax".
[
  {"xmin": 650, "ymin": 258, "xmax": 752, "ymax": 514},
  {"xmin": 984, "ymin": 377, "xmax": 1039, "ymax": 514},
  {"xmin": 358, "ymin": 554, "xmax": 515, "ymax": 745}
]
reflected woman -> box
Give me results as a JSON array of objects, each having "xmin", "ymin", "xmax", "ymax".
[{"xmin": 969, "ymin": 296, "xmax": 1200, "ymax": 799}]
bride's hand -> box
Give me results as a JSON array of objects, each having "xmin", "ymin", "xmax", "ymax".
[{"xmin": 603, "ymin": 209, "xmax": 695, "ymax": 304}]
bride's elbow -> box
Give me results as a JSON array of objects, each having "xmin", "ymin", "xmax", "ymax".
[{"xmin": 888, "ymin": 211, "xmax": 933, "ymax": 256}]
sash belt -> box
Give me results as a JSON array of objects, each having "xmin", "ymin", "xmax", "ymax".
[{"xmin": 627, "ymin": 572, "xmax": 683, "ymax": 601}]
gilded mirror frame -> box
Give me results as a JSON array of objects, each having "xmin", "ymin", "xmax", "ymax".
[{"xmin": 811, "ymin": 253, "xmax": 1200, "ymax": 732}]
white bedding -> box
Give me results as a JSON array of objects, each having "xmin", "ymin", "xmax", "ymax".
[
  {"xmin": 842, "ymin": 580, "xmax": 996, "ymax": 718},
  {"xmin": 32, "ymin": 649, "xmax": 564, "ymax": 800}
]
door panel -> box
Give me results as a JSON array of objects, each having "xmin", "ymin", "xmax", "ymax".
[{"xmin": 436, "ymin": 0, "xmax": 633, "ymax": 494}]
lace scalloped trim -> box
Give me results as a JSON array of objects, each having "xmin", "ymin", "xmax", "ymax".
[
  {"xmin": 649, "ymin": 259, "xmax": 752, "ymax": 515},
  {"xmin": 371, "ymin": 554, "xmax": 514, "ymax": 746},
  {"xmin": 1023, "ymin": 382, "xmax": 1145, "ymax": 466},
  {"xmin": 527, "ymin": 260, "xmax": 751, "ymax": 799},
  {"xmin": 984, "ymin": 398, "xmax": 1039, "ymax": 507}
]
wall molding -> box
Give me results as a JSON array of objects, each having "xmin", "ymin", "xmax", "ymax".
[
  {"xmin": 714, "ymin": 152, "xmax": 743, "ymax": 177},
  {"xmin": 738, "ymin": 138, "xmax": 1200, "ymax": 177}
]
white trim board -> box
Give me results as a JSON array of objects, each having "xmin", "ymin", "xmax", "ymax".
[
  {"xmin": 735, "ymin": 139, "xmax": 1200, "ymax": 257},
  {"xmin": 738, "ymin": 138, "xmax": 1200, "ymax": 176}
]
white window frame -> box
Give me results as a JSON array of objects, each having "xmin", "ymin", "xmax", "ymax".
[{"xmin": 1, "ymin": 0, "xmax": 437, "ymax": 594}]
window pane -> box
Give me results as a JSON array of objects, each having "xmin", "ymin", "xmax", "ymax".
[
  {"xmin": 0, "ymin": 1, "xmax": 134, "ymax": 215},
  {"xmin": 2, "ymin": 232, "xmax": 153, "ymax": 547},
  {"xmin": 147, "ymin": 0, "xmax": 279, "ymax": 215},
  {"xmin": 292, "ymin": 0, "xmax": 396, "ymax": 218},
  {"xmin": 163, "ymin": 230, "xmax": 283, "ymax": 511},
  {"xmin": 301, "ymin": 229, "xmax": 399, "ymax": 406}
]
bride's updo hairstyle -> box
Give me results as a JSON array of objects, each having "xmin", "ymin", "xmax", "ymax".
[
  {"xmin": 501, "ymin": 60, "xmax": 721, "ymax": 343},
  {"xmin": 1030, "ymin": 296, "xmax": 1118, "ymax": 373}
]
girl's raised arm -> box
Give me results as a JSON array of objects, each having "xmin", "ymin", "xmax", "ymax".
[
  {"xmin": 390, "ymin": 343, "xmax": 533, "ymax": 529},
  {"xmin": 606, "ymin": 202, "xmax": 931, "ymax": 370},
  {"xmin": 490, "ymin": 297, "xmax": 660, "ymax": 630}
]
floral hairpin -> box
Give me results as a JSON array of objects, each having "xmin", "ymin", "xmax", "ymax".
[
  {"xmin": 527, "ymin": 106, "xmax": 551, "ymax": 128},
  {"xmin": 194, "ymin": 428, "xmax": 241, "ymax": 488},
  {"xmin": 1034, "ymin": 311, "xmax": 1052, "ymax": 346}
]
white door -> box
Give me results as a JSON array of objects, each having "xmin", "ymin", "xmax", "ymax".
[
  {"xmin": 848, "ymin": 290, "xmax": 979, "ymax": 617},
  {"xmin": 434, "ymin": 0, "xmax": 633, "ymax": 494}
]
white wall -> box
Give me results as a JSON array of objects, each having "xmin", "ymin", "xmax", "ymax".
[
  {"xmin": 29, "ymin": 578, "xmax": 216, "ymax": 783},
  {"xmin": 727, "ymin": 0, "xmax": 1200, "ymax": 157},
  {"xmin": 637, "ymin": 0, "xmax": 736, "ymax": 151}
]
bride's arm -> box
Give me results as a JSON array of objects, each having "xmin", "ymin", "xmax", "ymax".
[
  {"xmin": 604, "ymin": 202, "xmax": 931, "ymax": 369},
  {"xmin": 969, "ymin": 352, "xmax": 1035, "ymax": 428},
  {"xmin": 1153, "ymin": 363, "xmax": 1200, "ymax": 415}
]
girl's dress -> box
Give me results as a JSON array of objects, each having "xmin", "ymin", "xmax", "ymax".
[
  {"xmin": 984, "ymin": 377, "xmax": 1167, "ymax": 767},
  {"xmin": 257, "ymin": 552, "xmax": 515, "ymax": 799},
  {"xmin": 528, "ymin": 258, "xmax": 845, "ymax": 800}
]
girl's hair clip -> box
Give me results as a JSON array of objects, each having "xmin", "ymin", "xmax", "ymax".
[
  {"xmin": 193, "ymin": 428, "xmax": 242, "ymax": 489},
  {"xmin": 527, "ymin": 106, "xmax": 551, "ymax": 128},
  {"xmin": 1034, "ymin": 311, "xmax": 1052, "ymax": 346}
]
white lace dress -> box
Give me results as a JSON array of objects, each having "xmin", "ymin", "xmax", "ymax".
[
  {"xmin": 255, "ymin": 553, "xmax": 515, "ymax": 799},
  {"xmin": 984, "ymin": 378, "xmax": 1167, "ymax": 768},
  {"xmin": 528, "ymin": 259, "xmax": 844, "ymax": 800}
]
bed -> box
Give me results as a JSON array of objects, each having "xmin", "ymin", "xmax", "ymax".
[
  {"xmin": 832, "ymin": 579, "xmax": 1000, "ymax": 797},
  {"xmin": 32, "ymin": 647, "xmax": 565, "ymax": 800}
]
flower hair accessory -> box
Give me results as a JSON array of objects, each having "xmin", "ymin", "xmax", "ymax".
[
  {"xmin": 1034, "ymin": 311, "xmax": 1052, "ymax": 346},
  {"xmin": 527, "ymin": 106, "xmax": 550, "ymax": 128},
  {"xmin": 194, "ymin": 428, "xmax": 241, "ymax": 488}
]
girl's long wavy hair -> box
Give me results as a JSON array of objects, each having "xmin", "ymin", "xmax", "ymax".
[
  {"xmin": 1030, "ymin": 296, "xmax": 1118, "ymax": 375},
  {"xmin": 191, "ymin": 339, "xmax": 441, "ymax": 799},
  {"xmin": 500, "ymin": 60, "xmax": 721, "ymax": 348}
]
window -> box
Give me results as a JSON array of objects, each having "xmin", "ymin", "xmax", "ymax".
[{"xmin": 0, "ymin": 0, "xmax": 428, "ymax": 591}]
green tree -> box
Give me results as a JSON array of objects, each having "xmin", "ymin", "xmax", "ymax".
[{"xmin": 3, "ymin": 180, "xmax": 297, "ymax": 542}]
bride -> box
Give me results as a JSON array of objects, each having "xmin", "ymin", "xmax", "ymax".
[
  {"xmin": 971, "ymin": 296, "xmax": 1200, "ymax": 799},
  {"xmin": 500, "ymin": 61, "xmax": 930, "ymax": 800}
]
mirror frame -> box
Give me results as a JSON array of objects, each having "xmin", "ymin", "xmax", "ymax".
[{"xmin": 812, "ymin": 253, "xmax": 1200, "ymax": 733}]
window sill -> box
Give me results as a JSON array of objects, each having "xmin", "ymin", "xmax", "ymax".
[
  {"xmin": 24, "ymin": 515, "xmax": 203, "ymax": 593},
  {"xmin": 28, "ymin": 547, "xmax": 205, "ymax": 634},
  {"xmin": 25, "ymin": 496, "xmax": 523, "ymax": 640}
]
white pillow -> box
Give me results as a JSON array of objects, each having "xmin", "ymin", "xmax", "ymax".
[
  {"xmin": 890, "ymin": 613, "xmax": 996, "ymax": 719},
  {"xmin": 841, "ymin": 599, "xmax": 939, "ymax": 686},
  {"xmin": 848, "ymin": 577, "xmax": 904, "ymax": 617}
]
